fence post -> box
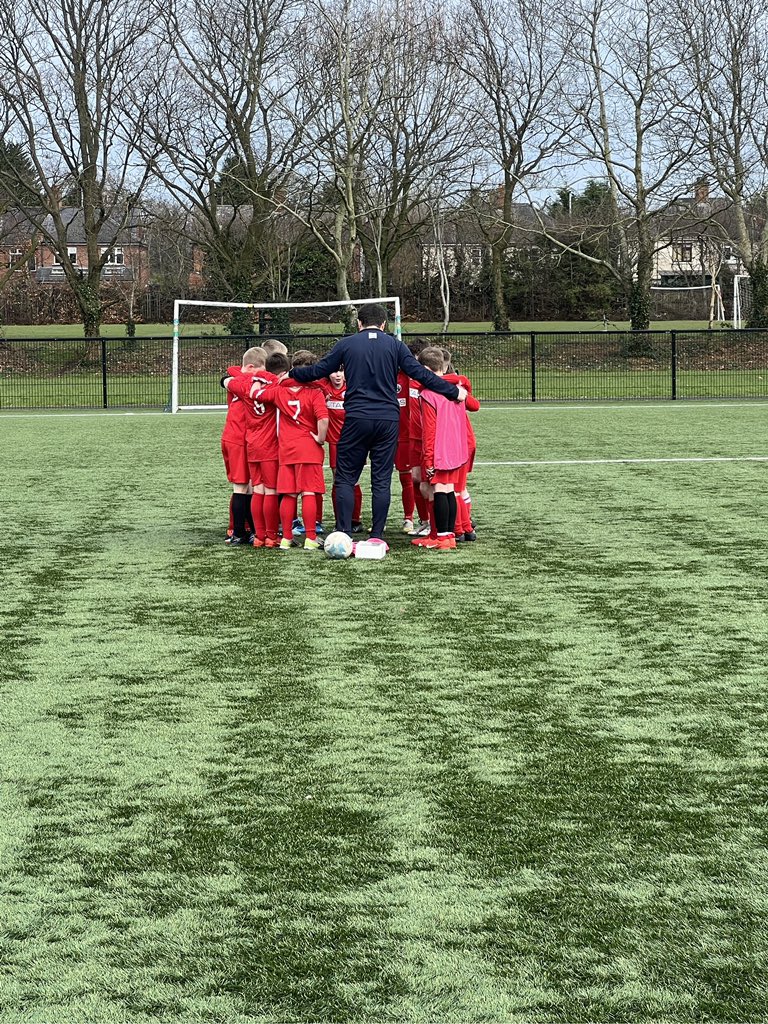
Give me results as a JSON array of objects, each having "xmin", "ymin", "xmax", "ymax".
[
  {"xmin": 100, "ymin": 338, "xmax": 108, "ymax": 408},
  {"xmin": 670, "ymin": 331, "xmax": 677, "ymax": 400},
  {"xmin": 531, "ymin": 332, "xmax": 537, "ymax": 402}
]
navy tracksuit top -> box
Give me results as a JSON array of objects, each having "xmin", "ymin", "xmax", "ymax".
[{"xmin": 288, "ymin": 328, "xmax": 460, "ymax": 420}]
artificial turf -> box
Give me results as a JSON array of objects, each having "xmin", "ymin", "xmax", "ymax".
[{"xmin": 1, "ymin": 403, "xmax": 768, "ymax": 1022}]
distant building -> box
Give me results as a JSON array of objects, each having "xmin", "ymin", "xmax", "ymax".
[
  {"xmin": 653, "ymin": 181, "xmax": 745, "ymax": 285},
  {"xmin": 0, "ymin": 207, "xmax": 149, "ymax": 287}
]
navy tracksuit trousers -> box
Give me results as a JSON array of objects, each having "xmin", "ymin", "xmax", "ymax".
[{"xmin": 335, "ymin": 416, "xmax": 400, "ymax": 539}]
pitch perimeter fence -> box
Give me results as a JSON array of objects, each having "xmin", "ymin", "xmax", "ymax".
[{"xmin": 3, "ymin": 329, "xmax": 768, "ymax": 410}]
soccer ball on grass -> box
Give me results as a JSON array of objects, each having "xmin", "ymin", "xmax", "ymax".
[{"xmin": 324, "ymin": 531, "xmax": 354, "ymax": 559}]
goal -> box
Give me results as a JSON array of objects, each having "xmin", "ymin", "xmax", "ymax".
[
  {"xmin": 170, "ymin": 297, "xmax": 402, "ymax": 413},
  {"xmin": 733, "ymin": 274, "xmax": 751, "ymax": 329},
  {"xmin": 650, "ymin": 284, "xmax": 725, "ymax": 325}
]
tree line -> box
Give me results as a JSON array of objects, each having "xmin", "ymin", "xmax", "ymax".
[{"xmin": 1, "ymin": 0, "xmax": 767, "ymax": 335}]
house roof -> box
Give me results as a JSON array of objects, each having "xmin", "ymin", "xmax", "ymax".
[{"xmin": 0, "ymin": 206, "xmax": 147, "ymax": 246}]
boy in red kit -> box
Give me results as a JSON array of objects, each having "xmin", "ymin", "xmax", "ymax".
[
  {"xmin": 221, "ymin": 346, "xmax": 267, "ymax": 546},
  {"xmin": 223, "ymin": 351, "xmax": 287, "ymax": 547},
  {"xmin": 408, "ymin": 375, "xmax": 433, "ymax": 537},
  {"xmin": 411, "ymin": 347, "xmax": 468, "ymax": 550},
  {"xmin": 443, "ymin": 359, "xmax": 479, "ymax": 542},
  {"xmin": 394, "ymin": 367, "xmax": 416, "ymax": 533},
  {"xmin": 323, "ymin": 368, "xmax": 364, "ymax": 532},
  {"xmin": 251, "ymin": 354, "xmax": 329, "ymax": 551}
]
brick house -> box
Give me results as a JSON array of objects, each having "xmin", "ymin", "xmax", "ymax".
[{"xmin": 0, "ymin": 207, "xmax": 149, "ymax": 288}]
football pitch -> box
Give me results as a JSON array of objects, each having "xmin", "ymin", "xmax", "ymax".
[{"xmin": 2, "ymin": 402, "xmax": 768, "ymax": 1022}]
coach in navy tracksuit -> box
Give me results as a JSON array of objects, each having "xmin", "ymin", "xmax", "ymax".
[{"xmin": 288, "ymin": 303, "xmax": 467, "ymax": 539}]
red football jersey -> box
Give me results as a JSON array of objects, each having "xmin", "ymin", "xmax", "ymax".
[
  {"xmin": 409, "ymin": 379, "xmax": 423, "ymax": 442},
  {"xmin": 322, "ymin": 380, "xmax": 347, "ymax": 445},
  {"xmin": 226, "ymin": 370, "xmax": 279, "ymax": 461},
  {"xmin": 256, "ymin": 382, "xmax": 328, "ymax": 465},
  {"xmin": 221, "ymin": 365, "xmax": 250, "ymax": 443},
  {"xmin": 396, "ymin": 370, "xmax": 410, "ymax": 442}
]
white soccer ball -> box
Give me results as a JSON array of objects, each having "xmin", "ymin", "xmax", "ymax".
[{"xmin": 324, "ymin": 531, "xmax": 354, "ymax": 559}]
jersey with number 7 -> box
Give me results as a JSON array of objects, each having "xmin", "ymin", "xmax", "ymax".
[{"xmin": 254, "ymin": 383, "xmax": 328, "ymax": 465}]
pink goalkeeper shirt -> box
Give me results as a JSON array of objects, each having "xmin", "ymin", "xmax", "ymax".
[{"xmin": 420, "ymin": 390, "xmax": 469, "ymax": 470}]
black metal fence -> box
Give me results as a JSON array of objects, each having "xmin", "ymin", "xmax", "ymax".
[{"xmin": 3, "ymin": 329, "xmax": 768, "ymax": 410}]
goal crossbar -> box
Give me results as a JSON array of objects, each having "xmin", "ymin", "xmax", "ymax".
[
  {"xmin": 650, "ymin": 284, "xmax": 725, "ymax": 324},
  {"xmin": 171, "ymin": 296, "xmax": 402, "ymax": 413}
]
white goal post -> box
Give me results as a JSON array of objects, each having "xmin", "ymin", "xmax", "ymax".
[
  {"xmin": 170, "ymin": 296, "xmax": 402, "ymax": 413},
  {"xmin": 733, "ymin": 274, "xmax": 750, "ymax": 329},
  {"xmin": 649, "ymin": 283, "xmax": 725, "ymax": 325}
]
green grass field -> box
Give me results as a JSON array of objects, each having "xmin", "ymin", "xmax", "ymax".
[{"xmin": 2, "ymin": 403, "xmax": 768, "ymax": 1022}]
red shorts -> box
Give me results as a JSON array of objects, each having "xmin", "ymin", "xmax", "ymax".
[
  {"xmin": 328, "ymin": 442, "xmax": 338, "ymax": 470},
  {"xmin": 248, "ymin": 459, "xmax": 278, "ymax": 490},
  {"xmin": 455, "ymin": 464, "xmax": 469, "ymax": 492},
  {"xmin": 277, "ymin": 463, "xmax": 326, "ymax": 494},
  {"xmin": 222, "ymin": 439, "xmax": 249, "ymax": 484},
  {"xmin": 430, "ymin": 467, "xmax": 462, "ymax": 487},
  {"xmin": 467, "ymin": 447, "xmax": 476, "ymax": 473},
  {"xmin": 395, "ymin": 439, "xmax": 411, "ymax": 473},
  {"xmin": 409, "ymin": 441, "xmax": 422, "ymax": 468}
]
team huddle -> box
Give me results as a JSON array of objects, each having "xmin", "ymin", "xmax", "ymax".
[{"xmin": 220, "ymin": 337, "xmax": 478, "ymax": 552}]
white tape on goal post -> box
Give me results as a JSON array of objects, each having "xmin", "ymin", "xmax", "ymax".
[{"xmin": 170, "ymin": 297, "xmax": 402, "ymax": 413}]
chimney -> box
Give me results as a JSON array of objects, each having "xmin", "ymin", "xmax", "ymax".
[{"xmin": 694, "ymin": 177, "xmax": 709, "ymax": 205}]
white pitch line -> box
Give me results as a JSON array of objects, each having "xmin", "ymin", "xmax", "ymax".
[
  {"xmin": 478, "ymin": 401, "xmax": 768, "ymax": 411},
  {"xmin": 477, "ymin": 456, "xmax": 768, "ymax": 467}
]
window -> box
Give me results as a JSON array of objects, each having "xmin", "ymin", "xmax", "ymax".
[
  {"xmin": 54, "ymin": 247, "xmax": 78, "ymax": 265},
  {"xmin": 8, "ymin": 248, "xmax": 23, "ymax": 268},
  {"xmin": 673, "ymin": 242, "xmax": 693, "ymax": 262},
  {"xmin": 723, "ymin": 245, "xmax": 733, "ymax": 260},
  {"xmin": 100, "ymin": 246, "xmax": 124, "ymax": 265}
]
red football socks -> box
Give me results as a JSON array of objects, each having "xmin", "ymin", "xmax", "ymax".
[
  {"xmin": 316, "ymin": 494, "xmax": 324, "ymax": 525},
  {"xmin": 263, "ymin": 494, "xmax": 279, "ymax": 540},
  {"xmin": 414, "ymin": 488, "xmax": 429, "ymax": 523},
  {"xmin": 399, "ymin": 471, "xmax": 415, "ymax": 519},
  {"xmin": 302, "ymin": 493, "xmax": 318, "ymax": 540},
  {"xmin": 250, "ymin": 492, "xmax": 265, "ymax": 541},
  {"xmin": 281, "ymin": 495, "xmax": 297, "ymax": 540}
]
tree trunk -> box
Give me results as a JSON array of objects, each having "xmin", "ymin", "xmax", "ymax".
[
  {"xmin": 79, "ymin": 278, "xmax": 102, "ymax": 338},
  {"xmin": 747, "ymin": 259, "xmax": 768, "ymax": 329},
  {"xmin": 628, "ymin": 247, "xmax": 653, "ymax": 331},
  {"xmin": 491, "ymin": 244, "xmax": 508, "ymax": 332}
]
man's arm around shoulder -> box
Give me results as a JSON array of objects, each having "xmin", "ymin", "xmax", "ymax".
[
  {"xmin": 289, "ymin": 341, "xmax": 345, "ymax": 383},
  {"xmin": 397, "ymin": 344, "xmax": 464, "ymax": 401}
]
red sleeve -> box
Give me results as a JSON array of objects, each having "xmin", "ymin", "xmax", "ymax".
[
  {"xmin": 466, "ymin": 395, "xmax": 480, "ymax": 412},
  {"xmin": 226, "ymin": 374, "xmax": 254, "ymax": 400},
  {"xmin": 254, "ymin": 382, "xmax": 280, "ymax": 404},
  {"xmin": 421, "ymin": 398, "xmax": 437, "ymax": 468},
  {"xmin": 312, "ymin": 389, "xmax": 329, "ymax": 420}
]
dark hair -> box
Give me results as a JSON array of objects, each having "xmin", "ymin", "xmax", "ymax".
[
  {"xmin": 266, "ymin": 352, "xmax": 290, "ymax": 373},
  {"xmin": 408, "ymin": 340, "xmax": 424, "ymax": 356},
  {"xmin": 357, "ymin": 303, "xmax": 388, "ymax": 328},
  {"xmin": 418, "ymin": 346, "xmax": 444, "ymax": 372},
  {"xmin": 291, "ymin": 349, "xmax": 318, "ymax": 368}
]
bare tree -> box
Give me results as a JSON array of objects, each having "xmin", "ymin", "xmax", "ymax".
[
  {"xmin": 147, "ymin": 0, "xmax": 311, "ymax": 331},
  {"xmin": 0, "ymin": 0, "xmax": 162, "ymax": 336},
  {"xmin": 676, "ymin": 0, "xmax": 768, "ymax": 326},
  {"xmin": 272, "ymin": 0, "xmax": 378, "ymax": 320},
  {"xmin": 449, "ymin": 0, "xmax": 573, "ymax": 332},
  {"xmin": 355, "ymin": 0, "xmax": 470, "ymax": 298},
  {"xmin": 549, "ymin": 0, "xmax": 701, "ymax": 330}
]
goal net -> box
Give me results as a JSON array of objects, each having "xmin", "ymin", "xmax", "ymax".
[
  {"xmin": 650, "ymin": 284, "xmax": 725, "ymax": 325},
  {"xmin": 733, "ymin": 275, "xmax": 751, "ymax": 329},
  {"xmin": 169, "ymin": 297, "xmax": 402, "ymax": 412}
]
